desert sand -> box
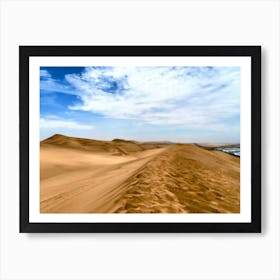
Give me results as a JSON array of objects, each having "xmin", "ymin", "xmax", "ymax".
[{"xmin": 40, "ymin": 134, "xmax": 240, "ymax": 213}]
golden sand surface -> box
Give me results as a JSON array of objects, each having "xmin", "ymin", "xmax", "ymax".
[{"xmin": 40, "ymin": 135, "xmax": 240, "ymax": 213}]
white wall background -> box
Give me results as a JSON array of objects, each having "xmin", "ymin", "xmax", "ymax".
[{"xmin": 0, "ymin": 0, "xmax": 279, "ymax": 279}]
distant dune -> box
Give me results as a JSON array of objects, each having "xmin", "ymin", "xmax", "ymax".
[
  {"xmin": 40, "ymin": 134, "xmax": 240, "ymax": 213},
  {"xmin": 41, "ymin": 134, "xmax": 163, "ymax": 155}
]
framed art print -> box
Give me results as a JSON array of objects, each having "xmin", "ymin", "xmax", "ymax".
[{"xmin": 19, "ymin": 46, "xmax": 261, "ymax": 233}]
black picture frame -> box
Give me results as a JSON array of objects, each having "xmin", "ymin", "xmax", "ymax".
[{"xmin": 20, "ymin": 46, "xmax": 261, "ymax": 233}]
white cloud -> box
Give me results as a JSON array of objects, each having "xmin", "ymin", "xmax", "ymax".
[
  {"xmin": 40, "ymin": 69, "xmax": 75, "ymax": 95},
  {"xmin": 41, "ymin": 67, "xmax": 240, "ymax": 132},
  {"xmin": 65, "ymin": 66, "xmax": 240, "ymax": 130},
  {"xmin": 40, "ymin": 117, "xmax": 94, "ymax": 130},
  {"xmin": 40, "ymin": 69, "xmax": 51, "ymax": 78}
]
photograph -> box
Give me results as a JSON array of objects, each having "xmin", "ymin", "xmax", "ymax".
[
  {"xmin": 40, "ymin": 65, "xmax": 240, "ymax": 214},
  {"xmin": 19, "ymin": 46, "xmax": 261, "ymax": 232}
]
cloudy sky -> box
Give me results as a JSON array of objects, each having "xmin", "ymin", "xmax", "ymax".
[{"xmin": 40, "ymin": 66, "xmax": 240, "ymax": 143}]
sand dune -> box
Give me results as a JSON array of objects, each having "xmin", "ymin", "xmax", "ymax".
[
  {"xmin": 40, "ymin": 135, "xmax": 240, "ymax": 213},
  {"xmin": 42, "ymin": 134, "xmax": 164, "ymax": 155}
]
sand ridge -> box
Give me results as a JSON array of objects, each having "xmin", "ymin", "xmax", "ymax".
[{"xmin": 115, "ymin": 144, "xmax": 240, "ymax": 213}]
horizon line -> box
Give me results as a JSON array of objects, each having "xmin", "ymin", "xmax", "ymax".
[{"xmin": 40, "ymin": 133, "xmax": 240, "ymax": 145}]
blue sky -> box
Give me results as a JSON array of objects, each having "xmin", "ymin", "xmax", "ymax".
[{"xmin": 40, "ymin": 66, "xmax": 240, "ymax": 143}]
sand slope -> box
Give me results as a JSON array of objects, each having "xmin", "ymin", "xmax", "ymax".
[
  {"xmin": 40, "ymin": 135, "xmax": 168, "ymax": 213},
  {"xmin": 40, "ymin": 135, "xmax": 240, "ymax": 213},
  {"xmin": 115, "ymin": 144, "xmax": 240, "ymax": 213}
]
